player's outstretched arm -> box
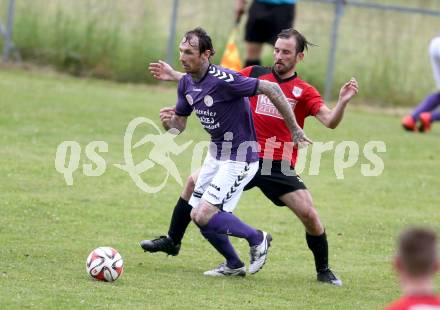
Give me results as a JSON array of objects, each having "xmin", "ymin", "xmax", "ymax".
[
  {"xmin": 148, "ymin": 60, "xmax": 184, "ymax": 82},
  {"xmin": 160, "ymin": 107, "xmax": 187, "ymax": 133},
  {"xmin": 256, "ymin": 80, "xmax": 312, "ymax": 146},
  {"xmin": 316, "ymin": 77, "xmax": 359, "ymax": 129}
]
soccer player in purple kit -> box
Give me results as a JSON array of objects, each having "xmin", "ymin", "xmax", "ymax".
[
  {"xmin": 402, "ymin": 35, "xmax": 440, "ymax": 132},
  {"xmin": 155, "ymin": 27, "xmax": 311, "ymax": 276}
]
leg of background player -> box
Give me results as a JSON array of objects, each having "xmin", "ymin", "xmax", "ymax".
[
  {"xmin": 402, "ymin": 36, "xmax": 440, "ymax": 131},
  {"xmin": 279, "ymin": 189, "xmax": 342, "ymax": 286},
  {"xmin": 419, "ymin": 108, "xmax": 440, "ymax": 132},
  {"xmin": 432, "ymin": 109, "xmax": 440, "ymax": 122},
  {"xmin": 411, "ymin": 92, "xmax": 440, "ymax": 120},
  {"xmin": 244, "ymin": 42, "xmax": 263, "ymax": 67}
]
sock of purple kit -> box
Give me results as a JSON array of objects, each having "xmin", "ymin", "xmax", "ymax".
[
  {"xmin": 412, "ymin": 91, "xmax": 440, "ymax": 120},
  {"xmin": 431, "ymin": 109, "xmax": 440, "ymax": 122},
  {"xmin": 204, "ymin": 212, "xmax": 263, "ymax": 247},
  {"xmin": 199, "ymin": 227, "xmax": 243, "ymax": 269}
]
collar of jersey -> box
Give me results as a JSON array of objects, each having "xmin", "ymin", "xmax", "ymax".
[
  {"xmin": 190, "ymin": 63, "xmax": 212, "ymax": 84},
  {"xmin": 271, "ymin": 67, "xmax": 297, "ymax": 83}
]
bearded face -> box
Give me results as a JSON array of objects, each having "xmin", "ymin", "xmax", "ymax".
[{"xmin": 273, "ymin": 37, "xmax": 303, "ymax": 76}]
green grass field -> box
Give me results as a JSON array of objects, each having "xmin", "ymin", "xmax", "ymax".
[{"xmin": 0, "ymin": 67, "xmax": 439, "ymax": 309}]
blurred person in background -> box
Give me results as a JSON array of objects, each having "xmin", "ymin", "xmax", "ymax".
[
  {"xmin": 235, "ymin": 0, "xmax": 297, "ymax": 67},
  {"xmin": 383, "ymin": 227, "xmax": 440, "ymax": 310},
  {"xmin": 402, "ymin": 36, "xmax": 440, "ymax": 132}
]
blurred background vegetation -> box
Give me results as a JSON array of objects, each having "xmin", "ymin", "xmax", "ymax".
[{"xmin": 1, "ymin": 0, "xmax": 439, "ymax": 106}]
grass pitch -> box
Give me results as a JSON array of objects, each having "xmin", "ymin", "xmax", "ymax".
[{"xmin": 0, "ymin": 68, "xmax": 439, "ymax": 309}]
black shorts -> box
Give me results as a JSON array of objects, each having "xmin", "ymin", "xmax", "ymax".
[
  {"xmin": 245, "ymin": 1, "xmax": 296, "ymax": 45},
  {"xmin": 244, "ymin": 159, "xmax": 307, "ymax": 206}
]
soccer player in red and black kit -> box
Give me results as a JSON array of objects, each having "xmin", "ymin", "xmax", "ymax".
[
  {"xmin": 384, "ymin": 227, "xmax": 440, "ymax": 310},
  {"xmin": 141, "ymin": 28, "xmax": 358, "ymax": 285}
]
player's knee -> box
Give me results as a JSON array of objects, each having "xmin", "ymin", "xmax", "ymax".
[
  {"xmin": 292, "ymin": 195, "xmax": 318, "ymax": 223},
  {"xmin": 190, "ymin": 205, "xmax": 209, "ymax": 226},
  {"xmin": 190, "ymin": 208, "xmax": 199, "ymax": 223},
  {"xmin": 304, "ymin": 207, "xmax": 319, "ymax": 223},
  {"xmin": 191, "ymin": 210, "xmax": 205, "ymax": 226}
]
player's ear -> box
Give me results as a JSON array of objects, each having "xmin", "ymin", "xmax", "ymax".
[
  {"xmin": 296, "ymin": 52, "xmax": 304, "ymax": 62},
  {"xmin": 202, "ymin": 50, "xmax": 211, "ymax": 60}
]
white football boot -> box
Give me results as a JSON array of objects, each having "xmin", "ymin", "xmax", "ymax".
[
  {"xmin": 249, "ymin": 231, "xmax": 272, "ymax": 274},
  {"xmin": 203, "ymin": 262, "xmax": 246, "ymax": 277}
]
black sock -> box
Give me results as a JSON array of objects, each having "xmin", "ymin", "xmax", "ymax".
[
  {"xmin": 167, "ymin": 197, "xmax": 192, "ymax": 244},
  {"xmin": 244, "ymin": 59, "xmax": 261, "ymax": 67},
  {"xmin": 306, "ymin": 232, "xmax": 329, "ymax": 273}
]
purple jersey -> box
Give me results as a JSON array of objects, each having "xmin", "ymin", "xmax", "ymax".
[{"xmin": 175, "ymin": 64, "xmax": 259, "ymax": 163}]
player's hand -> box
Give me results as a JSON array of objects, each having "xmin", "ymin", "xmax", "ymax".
[
  {"xmin": 149, "ymin": 60, "xmax": 177, "ymax": 81},
  {"xmin": 339, "ymin": 77, "xmax": 359, "ymax": 104},
  {"xmin": 292, "ymin": 127, "xmax": 313, "ymax": 149},
  {"xmin": 159, "ymin": 107, "xmax": 176, "ymax": 127}
]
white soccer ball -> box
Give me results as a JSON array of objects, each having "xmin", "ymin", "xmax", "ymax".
[{"xmin": 86, "ymin": 247, "xmax": 124, "ymax": 282}]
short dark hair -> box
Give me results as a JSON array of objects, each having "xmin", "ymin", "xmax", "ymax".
[
  {"xmin": 277, "ymin": 28, "xmax": 314, "ymax": 54},
  {"xmin": 398, "ymin": 227, "xmax": 438, "ymax": 277},
  {"xmin": 183, "ymin": 27, "xmax": 215, "ymax": 57}
]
